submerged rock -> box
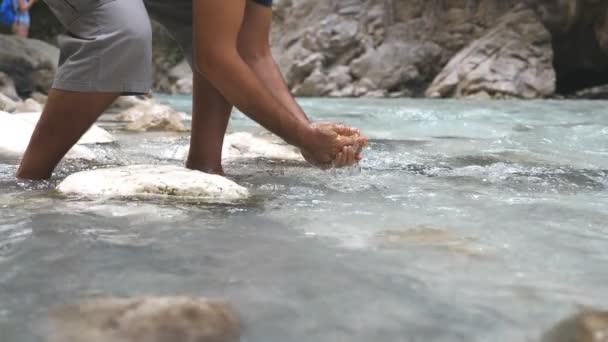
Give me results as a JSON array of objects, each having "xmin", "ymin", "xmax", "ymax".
[
  {"xmin": 426, "ymin": 6, "xmax": 555, "ymax": 99},
  {"xmin": 375, "ymin": 226, "xmax": 487, "ymax": 257},
  {"xmin": 115, "ymin": 103, "xmax": 187, "ymax": 132},
  {"xmin": 542, "ymin": 310, "xmax": 608, "ymax": 342},
  {"xmin": 0, "ymin": 112, "xmax": 107, "ymax": 160},
  {"xmin": 56, "ymin": 165, "xmax": 250, "ymax": 202},
  {"xmin": 47, "ymin": 296, "xmax": 241, "ymax": 342}
]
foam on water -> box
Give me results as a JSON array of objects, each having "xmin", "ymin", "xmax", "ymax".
[{"xmin": 1, "ymin": 97, "xmax": 608, "ymax": 342}]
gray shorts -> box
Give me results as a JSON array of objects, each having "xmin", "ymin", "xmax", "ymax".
[{"xmin": 43, "ymin": 0, "xmax": 194, "ymax": 94}]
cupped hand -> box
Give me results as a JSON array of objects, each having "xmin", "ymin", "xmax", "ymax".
[{"xmin": 300, "ymin": 122, "xmax": 368, "ymax": 169}]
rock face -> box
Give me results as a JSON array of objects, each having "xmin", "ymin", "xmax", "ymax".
[
  {"xmin": 12, "ymin": 1, "xmax": 608, "ymax": 98},
  {"xmin": 270, "ymin": 0, "xmax": 521, "ymax": 97},
  {"xmin": 426, "ymin": 6, "xmax": 555, "ymax": 99},
  {"xmin": 47, "ymin": 297, "xmax": 241, "ymax": 342},
  {"xmin": 0, "ymin": 34, "xmax": 59, "ymax": 97},
  {"xmin": 115, "ymin": 102, "xmax": 188, "ymax": 132},
  {"xmin": 56, "ymin": 165, "xmax": 250, "ymax": 202},
  {"xmin": 0, "ymin": 112, "xmax": 113, "ymax": 160}
]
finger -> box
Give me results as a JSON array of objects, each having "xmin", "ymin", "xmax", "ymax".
[
  {"xmin": 334, "ymin": 152, "xmax": 346, "ymax": 168},
  {"xmin": 331, "ymin": 124, "xmax": 360, "ymax": 137},
  {"xmin": 334, "ymin": 135, "xmax": 359, "ymax": 151},
  {"xmin": 346, "ymin": 146, "xmax": 356, "ymax": 165}
]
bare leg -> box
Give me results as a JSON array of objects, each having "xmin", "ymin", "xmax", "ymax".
[
  {"xmin": 16, "ymin": 89, "xmax": 119, "ymax": 180},
  {"xmin": 186, "ymin": 72, "xmax": 232, "ymax": 175},
  {"xmin": 12, "ymin": 23, "xmax": 29, "ymax": 38}
]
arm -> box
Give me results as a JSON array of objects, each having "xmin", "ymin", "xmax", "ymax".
[
  {"xmin": 237, "ymin": 1, "xmax": 365, "ymax": 162},
  {"xmin": 193, "ymin": 0, "xmax": 311, "ymax": 148},
  {"xmin": 237, "ymin": 1, "xmax": 311, "ymax": 125}
]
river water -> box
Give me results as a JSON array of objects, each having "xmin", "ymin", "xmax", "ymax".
[{"xmin": 1, "ymin": 97, "xmax": 607, "ymax": 341}]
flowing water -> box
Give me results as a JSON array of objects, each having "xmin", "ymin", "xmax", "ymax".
[{"xmin": 1, "ymin": 97, "xmax": 607, "ymax": 342}]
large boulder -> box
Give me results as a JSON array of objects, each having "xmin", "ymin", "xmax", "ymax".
[
  {"xmin": 351, "ymin": 34, "xmax": 442, "ymax": 94},
  {"xmin": 47, "ymin": 297, "xmax": 241, "ymax": 342},
  {"xmin": 115, "ymin": 102, "xmax": 188, "ymax": 132},
  {"xmin": 426, "ymin": 6, "xmax": 556, "ymax": 99},
  {"xmin": 56, "ymin": 165, "xmax": 250, "ymax": 202},
  {"xmin": 0, "ymin": 112, "xmax": 113, "ymax": 160},
  {"xmin": 0, "ymin": 34, "xmax": 59, "ymax": 97}
]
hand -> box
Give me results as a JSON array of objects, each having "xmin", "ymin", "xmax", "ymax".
[{"xmin": 300, "ymin": 122, "xmax": 368, "ymax": 169}]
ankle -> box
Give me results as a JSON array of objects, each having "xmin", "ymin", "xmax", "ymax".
[
  {"xmin": 185, "ymin": 159, "xmax": 225, "ymax": 176},
  {"xmin": 16, "ymin": 166, "xmax": 52, "ymax": 180}
]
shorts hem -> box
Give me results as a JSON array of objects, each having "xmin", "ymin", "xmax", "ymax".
[{"xmin": 52, "ymin": 79, "xmax": 150, "ymax": 95}]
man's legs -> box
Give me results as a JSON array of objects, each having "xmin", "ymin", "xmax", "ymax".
[
  {"xmin": 16, "ymin": 90, "xmax": 119, "ymax": 180},
  {"xmin": 186, "ymin": 72, "xmax": 232, "ymax": 175},
  {"xmin": 145, "ymin": 0, "xmax": 234, "ymax": 174},
  {"xmin": 16, "ymin": 0, "xmax": 153, "ymax": 180}
]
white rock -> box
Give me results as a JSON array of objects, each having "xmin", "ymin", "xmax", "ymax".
[
  {"xmin": 172, "ymin": 132, "xmax": 305, "ymax": 162},
  {"xmin": 14, "ymin": 112, "xmax": 115, "ymax": 144},
  {"xmin": 0, "ymin": 92, "xmax": 17, "ymax": 113},
  {"xmin": 0, "ymin": 112, "xmax": 98, "ymax": 160},
  {"xmin": 14, "ymin": 98, "xmax": 43, "ymax": 112},
  {"xmin": 47, "ymin": 296, "xmax": 241, "ymax": 342},
  {"xmin": 115, "ymin": 103, "xmax": 187, "ymax": 132},
  {"xmin": 57, "ymin": 165, "xmax": 250, "ymax": 202},
  {"xmin": 223, "ymin": 132, "xmax": 304, "ymax": 161}
]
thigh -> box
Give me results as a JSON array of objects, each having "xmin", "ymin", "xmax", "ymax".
[{"xmin": 49, "ymin": 0, "xmax": 154, "ymax": 94}]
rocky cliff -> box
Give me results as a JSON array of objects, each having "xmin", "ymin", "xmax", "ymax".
[
  {"xmin": 5, "ymin": 0, "xmax": 608, "ymax": 99},
  {"xmin": 268, "ymin": 0, "xmax": 608, "ymax": 99}
]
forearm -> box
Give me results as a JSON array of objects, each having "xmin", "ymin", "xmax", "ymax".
[
  {"xmin": 195, "ymin": 50, "xmax": 311, "ymax": 147},
  {"xmin": 245, "ymin": 54, "xmax": 311, "ymax": 124}
]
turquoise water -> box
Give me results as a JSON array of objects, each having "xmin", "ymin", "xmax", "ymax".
[{"xmin": 1, "ymin": 97, "xmax": 608, "ymax": 341}]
